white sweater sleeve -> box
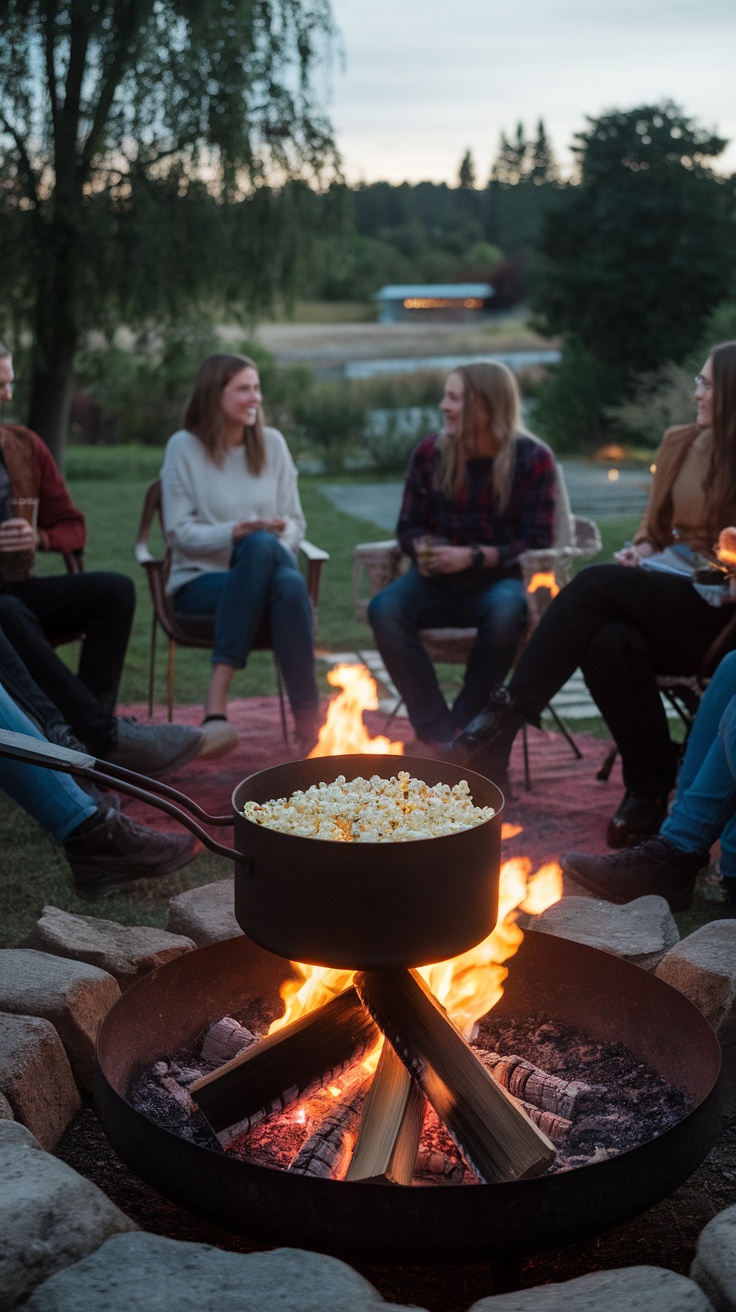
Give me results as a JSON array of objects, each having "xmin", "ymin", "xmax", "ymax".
[
  {"xmin": 161, "ymin": 435, "xmax": 237, "ymax": 557},
  {"xmin": 271, "ymin": 433, "xmax": 306, "ymax": 554}
]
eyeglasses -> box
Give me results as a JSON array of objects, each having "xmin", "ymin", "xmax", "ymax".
[{"xmin": 694, "ymin": 374, "xmax": 713, "ymax": 392}]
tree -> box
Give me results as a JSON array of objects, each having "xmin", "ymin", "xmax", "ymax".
[
  {"xmin": 458, "ymin": 149, "xmax": 476, "ymax": 190},
  {"xmin": 0, "ymin": 0, "xmax": 338, "ymax": 462},
  {"xmin": 490, "ymin": 123, "xmax": 528, "ymax": 186},
  {"xmin": 533, "ymin": 101, "xmax": 736, "ymax": 376},
  {"xmin": 529, "ymin": 120, "xmax": 558, "ymax": 185}
]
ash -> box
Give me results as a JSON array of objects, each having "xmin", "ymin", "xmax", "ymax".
[
  {"xmin": 128, "ymin": 1008, "xmax": 691, "ymax": 1183},
  {"xmin": 475, "ymin": 1014, "xmax": 691, "ymax": 1173}
]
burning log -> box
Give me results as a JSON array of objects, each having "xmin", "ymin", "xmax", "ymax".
[
  {"xmin": 190, "ymin": 988, "xmax": 378, "ymax": 1147},
  {"xmin": 355, "ymin": 970, "xmax": 556, "ymax": 1184},
  {"xmin": 517, "ymin": 1102, "xmax": 571, "ymax": 1146},
  {"xmin": 201, "ymin": 1017, "xmax": 256, "ymax": 1066},
  {"xmin": 346, "ymin": 1041, "xmax": 425, "ymax": 1184},
  {"xmin": 289, "ymin": 1074, "xmax": 370, "ymax": 1179},
  {"xmin": 473, "ymin": 1050, "xmax": 593, "ymax": 1119},
  {"xmin": 415, "ymin": 1147, "xmax": 465, "ymax": 1182}
]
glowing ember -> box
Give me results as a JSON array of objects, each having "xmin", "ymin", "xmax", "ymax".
[
  {"xmin": 268, "ymin": 857, "xmax": 563, "ymax": 1040},
  {"xmin": 501, "ymin": 822, "xmax": 523, "ymax": 840},
  {"xmin": 309, "ymin": 663, "xmax": 404, "ymax": 758},
  {"xmin": 527, "ymin": 571, "xmax": 560, "ymax": 599}
]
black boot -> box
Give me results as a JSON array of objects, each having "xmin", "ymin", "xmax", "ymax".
[
  {"xmin": 65, "ymin": 807, "xmax": 200, "ymax": 899},
  {"xmin": 607, "ymin": 790, "xmax": 670, "ymax": 849},
  {"xmin": 562, "ymin": 836, "xmax": 708, "ymax": 912},
  {"xmin": 452, "ymin": 687, "xmax": 522, "ymax": 785}
]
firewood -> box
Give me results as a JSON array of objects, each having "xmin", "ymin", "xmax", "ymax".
[
  {"xmin": 517, "ymin": 1101, "xmax": 571, "ymax": 1146},
  {"xmin": 345, "ymin": 1040, "xmax": 425, "ymax": 1184},
  {"xmin": 190, "ymin": 987, "xmax": 378, "ymax": 1147},
  {"xmin": 355, "ymin": 969, "xmax": 556, "ymax": 1184},
  {"xmin": 289, "ymin": 1074, "xmax": 370, "ymax": 1179},
  {"xmin": 201, "ymin": 1017, "xmax": 256, "ymax": 1066},
  {"xmin": 415, "ymin": 1146, "xmax": 465, "ymax": 1182},
  {"xmin": 473, "ymin": 1049, "xmax": 593, "ymax": 1119}
]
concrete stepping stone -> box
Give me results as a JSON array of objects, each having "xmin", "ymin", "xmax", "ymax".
[
  {"xmin": 167, "ymin": 878, "xmax": 242, "ymax": 946},
  {"xmin": 469, "ymin": 1265, "xmax": 713, "ymax": 1310},
  {"xmin": 0, "ymin": 1120, "xmax": 136, "ymax": 1312},
  {"xmin": 0, "ymin": 949, "xmax": 120, "ymax": 1089},
  {"xmin": 525, "ymin": 895, "xmax": 680, "ymax": 970},
  {"xmin": 691, "ymin": 1202, "xmax": 736, "ymax": 1310},
  {"xmin": 28, "ymin": 905, "xmax": 195, "ymax": 988},
  {"xmin": 23, "ymin": 1233, "xmax": 424, "ymax": 1311},
  {"xmin": 0, "ymin": 1013, "xmax": 80, "ymax": 1150},
  {"xmin": 655, "ymin": 921, "xmax": 736, "ymax": 1040}
]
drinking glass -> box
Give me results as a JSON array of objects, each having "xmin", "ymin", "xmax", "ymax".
[{"xmin": 0, "ymin": 496, "xmax": 39, "ymax": 581}]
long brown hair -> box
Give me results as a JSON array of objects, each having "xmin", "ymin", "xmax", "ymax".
[
  {"xmin": 704, "ymin": 341, "xmax": 736, "ymax": 533},
  {"xmin": 434, "ymin": 361, "xmax": 531, "ymax": 508},
  {"xmin": 183, "ymin": 353, "xmax": 266, "ymax": 475}
]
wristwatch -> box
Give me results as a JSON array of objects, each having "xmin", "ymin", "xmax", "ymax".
[{"xmin": 470, "ymin": 544, "xmax": 485, "ymax": 569}]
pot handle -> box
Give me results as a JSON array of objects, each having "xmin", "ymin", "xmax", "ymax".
[{"xmin": 0, "ymin": 728, "xmax": 246, "ymax": 865}]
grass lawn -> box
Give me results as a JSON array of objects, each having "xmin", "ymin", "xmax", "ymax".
[{"xmin": 1, "ymin": 446, "xmax": 641, "ymax": 948}]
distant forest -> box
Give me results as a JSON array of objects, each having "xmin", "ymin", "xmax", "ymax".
[{"xmin": 305, "ymin": 121, "xmax": 558, "ymax": 306}]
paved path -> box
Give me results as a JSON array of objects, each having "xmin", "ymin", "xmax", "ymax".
[{"xmin": 321, "ymin": 459, "xmax": 652, "ymax": 530}]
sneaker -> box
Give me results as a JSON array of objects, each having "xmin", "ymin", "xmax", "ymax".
[
  {"xmin": 104, "ymin": 718, "xmax": 205, "ymax": 777},
  {"xmin": 198, "ymin": 717, "xmax": 239, "ymax": 760},
  {"xmin": 562, "ymin": 836, "xmax": 708, "ymax": 913},
  {"xmin": 65, "ymin": 807, "xmax": 200, "ymax": 899},
  {"xmin": 606, "ymin": 790, "xmax": 669, "ymax": 849}
]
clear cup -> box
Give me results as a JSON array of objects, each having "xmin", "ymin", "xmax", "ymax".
[{"xmin": 0, "ymin": 496, "xmax": 39, "ymax": 581}]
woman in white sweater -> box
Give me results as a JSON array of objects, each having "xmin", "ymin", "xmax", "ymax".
[{"xmin": 161, "ymin": 353, "xmax": 320, "ymax": 750}]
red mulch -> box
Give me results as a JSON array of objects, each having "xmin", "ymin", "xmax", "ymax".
[{"xmin": 117, "ymin": 699, "xmax": 623, "ymax": 869}]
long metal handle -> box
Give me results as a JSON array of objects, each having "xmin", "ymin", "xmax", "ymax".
[{"xmin": 0, "ymin": 728, "xmax": 245, "ymax": 864}]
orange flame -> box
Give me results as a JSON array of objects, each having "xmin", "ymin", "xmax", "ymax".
[
  {"xmin": 268, "ymin": 858, "xmax": 563, "ymax": 1040},
  {"xmin": 715, "ymin": 528, "xmax": 736, "ymax": 568},
  {"xmin": 527, "ymin": 571, "xmax": 560, "ymax": 598},
  {"xmin": 309, "ymin": 663, "xmax": 404, "ymax": 758}
]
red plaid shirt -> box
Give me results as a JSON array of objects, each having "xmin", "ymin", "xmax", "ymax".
[{"xmin": 397, "ymin": 433, "xmax": 557, "ymax": 570}]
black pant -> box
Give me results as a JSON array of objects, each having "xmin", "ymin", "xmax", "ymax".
[
  {"xmin": 508, "ymin": 563, "xmax": 736, "ymax": 795},
  {"xmin": 0, "ymin": 571, "xmax": 135, "ymax": 754}
]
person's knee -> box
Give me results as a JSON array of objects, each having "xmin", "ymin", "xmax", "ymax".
[
  {"xmin": 0, "ymin": 594, "xmax": 32, "ymax": 624},
  {"xmin": 368, "ymin": 586, "xmax": 404, "ymax": 636},
  {"xmin": 476, "ymin": 584, "xmax": 528, "ymax": 636},
  {"xmin": 233, "ymin": 530, "xmax": 280, "ymax": 567}
]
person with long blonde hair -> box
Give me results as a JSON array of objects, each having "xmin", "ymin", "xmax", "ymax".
[
  {"xmin": 368, "ymin": 361, "xmax": 556, "ymax": 757},
  {"xmin": 457, "ymin": 341, "xmax": 736, "ymax": 848},
  {"xmin": 161, "ymin": 353, "xmax": 320, "ymax": 752}
]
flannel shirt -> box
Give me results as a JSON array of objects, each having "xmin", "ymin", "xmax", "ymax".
[{"xmin": 396, "ymin": 433, "xmax": 556, "ymax": 570}]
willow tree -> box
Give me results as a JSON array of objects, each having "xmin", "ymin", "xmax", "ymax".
[{"xmin": 0, "ymin": 0, "xmax": 338, "ymax": 462}]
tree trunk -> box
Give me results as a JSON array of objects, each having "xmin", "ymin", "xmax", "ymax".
[{"xmin": 27, "ymin": 362, "xmax": 75, "ymax": 471}]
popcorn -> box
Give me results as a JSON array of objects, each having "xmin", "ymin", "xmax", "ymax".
[{"xmin": 242, "ymin": 771, "xmax": 495, "ymax": 842}]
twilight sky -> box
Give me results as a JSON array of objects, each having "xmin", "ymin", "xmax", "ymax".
[{"xmin": 328, "ymin": 0, "xmax": 736, "ymax": 183}]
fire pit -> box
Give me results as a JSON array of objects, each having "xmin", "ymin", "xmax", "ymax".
[{"xmin": 94, "ymin": 929, "xmax": 722, "ymax": 1264}]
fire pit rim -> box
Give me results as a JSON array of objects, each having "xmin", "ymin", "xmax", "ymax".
[{"xmin": 93, "ymin": 930, "xmax": 723, "ymax": 1262}]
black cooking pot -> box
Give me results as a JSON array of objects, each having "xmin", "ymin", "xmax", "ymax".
[{"xmin": 0, "ymin": 732, "xmax": 503, "ymax": 969}]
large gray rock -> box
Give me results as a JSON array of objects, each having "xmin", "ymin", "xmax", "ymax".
[
  {"xmin": 0, "ymin": 948, "xmax": 120, "ymax": 1089},
  {"xmin": 469, "ymin": 1265, "xmax": 712, "ymax": 1310},
  {"xmin": 28, "ymin": 905, "xmax": 196, "ymax": 988},
  {"xmin": 166, "ymin": 879, "xmax": 241, "ymax": 946},
  {"xmin": 656, "ymin": 921, "xmax": 736, "ymax": 1040},
  {"xmin": 691, "ymin": 1202, "xmax": 736, "ymax": 1309},
  {"xmin": 0, "ymin": 1119, "xmax": 136, "ymax": 1312},
  {"xmin": 527, "ymin": 895, "xmax": 680, "ymax": 970},
  {"xmin": 24, "ymin": 1234, "xmax": 422, "ymax": 1310},
  {"xmin": 0, "ymin": 1012, "xmax": 80, "ymax": 1150}
]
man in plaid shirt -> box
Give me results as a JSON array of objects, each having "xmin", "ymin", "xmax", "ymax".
[{"xmin": 368, "ymin": 364, "xmax": 556, "ymax": 760}]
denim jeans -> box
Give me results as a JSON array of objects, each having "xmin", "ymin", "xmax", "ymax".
[
  {"xmin": 174, "ymin": 530, "xmax": 318, "ymax": 715},
  {"xmin": 0, "ymin": 682, "xmax": 95, "ymax": 841},
  {"xmin": 368, "ymin": 566, "xmax": 528, "ymax": 742},
  {"xmin": 663, "ymin": 651, "xmax": 736, "ymax": 880}
]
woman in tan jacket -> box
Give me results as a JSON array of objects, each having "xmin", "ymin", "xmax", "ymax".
[{"xmin": 454, "ymin": 340, "xmax": 736, "ymax": 848}]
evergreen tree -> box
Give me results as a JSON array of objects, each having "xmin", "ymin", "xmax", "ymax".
[
  {"xmin": 458, "ymin": 149, "xmax": 477, "ymax": 189},
  {"xmin": 0, "ymin": 0, "xmax": 338, "ymax": 462},
  {"xmin": 529, "ymin": 120, "xmax": 558, "ymax": 185}
]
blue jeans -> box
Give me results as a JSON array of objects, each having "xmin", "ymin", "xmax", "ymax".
[
  {"xmin": 368, "ymin": 567, "xmax": 528, "ymax": 742},
  {"xmin": 174, "ymin": 531, "xmax": 318, "ymax": 715},
  {"xmin": 663, "ymin": 651, "xmax": 736, "ymax": 880},
  {"xmin": 0, "ymin": 683, "xmax": 96, "ymax": 841}
]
